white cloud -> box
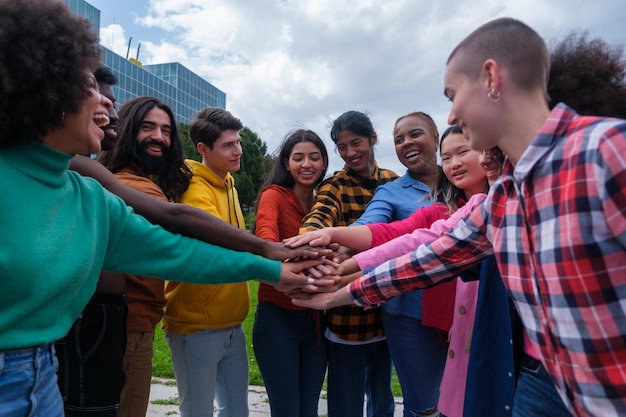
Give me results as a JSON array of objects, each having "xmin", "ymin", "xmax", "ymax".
[
  {"xmin": 96, "ymin": 0, "xmax": 626, "ymax": 174},
  {"xmin": 100, "ymin": 24, "xmax": 131, "ymax": 57}
]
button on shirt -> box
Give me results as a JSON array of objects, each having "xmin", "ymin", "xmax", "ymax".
[{"xmin": 349, "ymin": 104, "xmax": 626, "ymax": 416}]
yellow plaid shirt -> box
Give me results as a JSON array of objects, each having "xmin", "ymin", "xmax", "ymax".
[{"xmin": 301, "ymin": 163, "xmax": 398, "ymax": 341}]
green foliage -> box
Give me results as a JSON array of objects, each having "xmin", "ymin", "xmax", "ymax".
[
  {"xmin": 233, "ymin": 127, "xmax": 268, "ymax": 211},
  {"xmin": 178, "ymin": 122, "xmax": 270, "ymax": 214},
  {"xmin": 179, "ymin": 123, "xmax": 200, "ymax": 162},
  {"xmin": 153, "ymin": 280, "xmax": 402, "ymax": 397},
  {"xmin": 153, "ymin": 326, "xmax": 174, "ymax": 378},
  {"xmin": 243, "ymin": 281, "xmax": 264, "ymax": 386}
]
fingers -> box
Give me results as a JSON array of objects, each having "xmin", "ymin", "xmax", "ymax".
[
  {"xmin": 282, "ymin": 234, "xmax": 311, "ymax": 247},
  {"xmin": 283, "ymin": 231, "xmax": 329, "ymax": 248},
  {"xmin": 282, "ymin": 246, "xmax": 333, "ymax": 262}
]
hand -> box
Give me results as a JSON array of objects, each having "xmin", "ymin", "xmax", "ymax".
[
  {"xmin": 311, "ymin": 271, "xmax": 363, "ymax": 293},
  {"xmin": 263, "ymin": 241, "xmax": 332, "ymax": 262},
  {"xmin": 337, "ymin": 257, "xmax": 361, "ymax": 276},
  {"xmin": 290, "ymin": 288, "xmax": 354, "ymax": 310},
  {"xmin": 330, "ymin": 249, "xmax": 352, "ymax": 264},
  {"xmin": 307, "ymin": 258, "xmax": 341, "ymax": 277},
  {"xmin": 283, "ymin": 229, "xmax": 332, "ymax": 248},
  {"xmin": 274, "ymin": 259, "xmax": 339, "ymax": 293}
]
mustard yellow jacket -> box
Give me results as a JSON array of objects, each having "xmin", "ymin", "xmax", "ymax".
[{"xmin": 162, "ymin": 160, "xmax": 250, "ymax": 334}]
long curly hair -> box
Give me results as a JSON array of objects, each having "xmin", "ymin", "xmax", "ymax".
[
  {"xmin": 0, "ymin": 0, "xmax": 101, "ymax": 148},
  {"xmin": 98, "ymin": 97, "xmax": 192, "ymax": 202},
  {"xmin": 549, "ymin": 31, "xmax": 626, "ymax": 118}
]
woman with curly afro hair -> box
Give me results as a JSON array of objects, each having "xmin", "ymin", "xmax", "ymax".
[{"xmin": 0, "ymin": 1, "xmax": 333, "ymax": 416}]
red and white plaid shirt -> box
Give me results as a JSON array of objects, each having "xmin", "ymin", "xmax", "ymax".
[{"xmin": 349, "ymin": 104, "xmax": 626, "ymax": 416}]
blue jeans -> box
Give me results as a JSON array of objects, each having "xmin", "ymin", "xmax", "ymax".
[
  {"xmin": 0, "ymin": 343, "xmax": 63, "ymax": 417},
  {"xmin": 253, "ymin": 302, "xmax": 327, "ymax": 417},
  {"xmin": 55, "ymin": 292, "xmax": 127, "ymax": 417},
  {"xmin": 327, "ymin": 339, "xmax": 395, "ymax": 417},
  {"xmin": 166, "ymin": 325, "xmax": 249, "ymax": 417},
  {"xmin": 382, "ymin": 311, "xmax": 446, "ymax": 417},
  {"xmin": 512, "ymin": 354, "xmax": 573, "ymax": 417}
]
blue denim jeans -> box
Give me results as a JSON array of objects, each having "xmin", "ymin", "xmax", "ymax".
[
  {"xmin": 252, "ymin": 302, "xmax": 327, "ymax": 417},
  {"xmin": 512, "ymin": 354, "xmax": 573, "ymax": 417},
  {"xmin": 327, "ymin": 339, "xmax": 395, "ymax": 417},
  {"xmin": 0, "ymin": 343, "xmax": 63, "ymax": 417},
  {"xmin": 382, "ymin": 310, "xmax": 446, "ymax": 417},
  {"xmin": 55, "ymin": 292, "xmax": 127, "ymax": 417}
]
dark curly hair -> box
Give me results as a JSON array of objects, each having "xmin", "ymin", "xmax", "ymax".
[
  {"xmin": 98, "ymin": 97, "xmax": 192, "ymax": 202},
  {"xmin": 548, "ymin": 31, "xmax": 626, "ymax": 118},
  {"xmin": 0, "ymin": 0, "xmax": 102, "ymax": 148}
]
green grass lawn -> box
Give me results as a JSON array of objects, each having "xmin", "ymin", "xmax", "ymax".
[{"xmin": 152, "ymin": 280, "xmax": 402, "ymax": 396}]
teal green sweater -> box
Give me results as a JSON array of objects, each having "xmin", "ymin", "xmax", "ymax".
[{"xmin": 0, "ymin": 141, "xmax": 281, "ymax": 350}]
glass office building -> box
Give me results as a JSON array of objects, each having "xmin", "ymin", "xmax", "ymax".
[{"xmin": 63, "ymin": 0, "xmax": 226, "ymax": 124}]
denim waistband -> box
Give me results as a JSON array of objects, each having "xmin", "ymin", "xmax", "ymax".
[{"xmin": 0, "ymin": 343, "xmax": 56, "ymax": 371}]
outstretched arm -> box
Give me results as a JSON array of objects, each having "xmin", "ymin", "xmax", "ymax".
[
  {"xmin": 283, "ymin": 225, "xmax": 373, "ymax": 251},
  {"xmin": 291, "ymin": 286, "xmax": 355, "ymax": 310},
  {"xmin": 70, "ymin": 155, "xmax": 327, "ymax": 261}
]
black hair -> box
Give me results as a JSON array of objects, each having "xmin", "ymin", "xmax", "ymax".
[
  {"xmin": 330, "ymin": 111, "xmax": 375, "ymax": 144},
  {"xmin": 428, "ymin": 125, "xmax": 468, "ymax": 213},
  {"xmin": 98, "ymin": 97, "xmax": 192, "ymax": 202},
  {"xmin": 261, "ymin": 129, "xmax": 328, "ymax": 190},
  {"xmin": 94, "ymin": 66, "xmax": 118, "ymax": 87},
  {"xmin": 0, "ymin": 0, "xmax": 101, "ymax": 147}
]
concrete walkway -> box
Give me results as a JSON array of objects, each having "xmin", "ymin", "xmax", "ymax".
[{"xmin": 147, "ymin": 377, "xmax": 404, "ymax": 416}]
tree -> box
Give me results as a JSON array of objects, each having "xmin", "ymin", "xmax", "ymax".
[
  {"xmin": 178, "ymin": 123, "xmax": 269, "ymax": 213},
  {"xmin": 233, "ymin": 127, "xmax": 268, "ymax": 211},
  {"xmin": 179, "ymin": 123, "xmax": 200, "ymax": 162}
]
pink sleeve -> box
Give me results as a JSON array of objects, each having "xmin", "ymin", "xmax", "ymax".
[{"xmin": 353, "ymin": 194, "xmax": 486, "ymax": 271}]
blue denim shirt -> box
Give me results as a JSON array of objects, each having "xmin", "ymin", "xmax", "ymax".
[{"xmin": 352, "ymin": 171, "xmax": 432, "ymax": 319}]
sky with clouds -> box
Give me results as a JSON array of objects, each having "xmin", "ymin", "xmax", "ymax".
[{"xmin": 88, "ymin": 0, "xmax": 625, "ymax": 175}]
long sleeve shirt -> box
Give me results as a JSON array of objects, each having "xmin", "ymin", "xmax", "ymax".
[
  {"xmin": 0, "ymin": 141, "xmax": 281, "ymax": 350},
  {"xmin": 352, "ymin": 171, "xmax": 434, "ymax": 320},
  {"xmin": 301, "ymin": 164, "xmax": 398, "ymax": 342},
  {"xmin": 115, "ymin": 169, "xmax": 168, "ymax": 333},
  {"xmin": 351, "ymin": 171, "xmax": 431, "ymax": 225},
  {"xmin": 163, "ymin": 160, "xmax": 250, "ymax": 334},
  {"xmin": 254, "ymin": 184, "xmax": 308, "ymax": 311},
  {"xmin": 348, "ymin": 104, "xmax": 626, "ymax": 417}
]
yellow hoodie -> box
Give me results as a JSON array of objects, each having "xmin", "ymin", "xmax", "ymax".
[{"xmin": 162, "ymin": 160, "xmax": 250, "ymax": 334}]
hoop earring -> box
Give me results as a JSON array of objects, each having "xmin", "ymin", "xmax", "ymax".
[{"xmin": 487, "ymin": 89, "xmax": 501, "ymax": 102}]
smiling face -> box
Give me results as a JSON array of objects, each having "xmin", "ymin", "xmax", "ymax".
[
  {"xmin": 98, "ymin": 82, "xmax": 119, "ymax": 151},
  {"xmin": 287, "ymin": 140, "xmax": 326, "ymax": 190},
  {"xmin": 441, "ymin": 132, "xmax": 487, "ymax": 198},
  {"xmin": 479, "ymin": 147, "xmax": 504, "ymax": 185},
  {"xmin": 393, "ymin": 115, "xmax": 439, "ymax": 180},
  {"xmin": 134, "ymin": 107, "xmax": 172, "ymax": 175},
  {"xmin": 199, "ymin": 129, "xmax": 242, "ymax": 179},
  {"xmin": 335, "ymin": 129, "xmax": 376, "ymax": 177},
  {"xmin": 444, "ymin": 57, "xmax": 500, "ymax": 152},
  {"xmin": 47, "ymin": 73, "xmax": 110, "ymax": 155}
]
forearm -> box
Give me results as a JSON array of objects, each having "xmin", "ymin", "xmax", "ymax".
[
  {"xmin": 330, "ymin": 226, "xmax": 373, "ymax": 251},
  {"xmin": 70, "ymin": 155, "xmax": 272, "ymax": 257},
  {"xmin": 162, "ymin": 203, "xmax": 271, "ymax": 255}
]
